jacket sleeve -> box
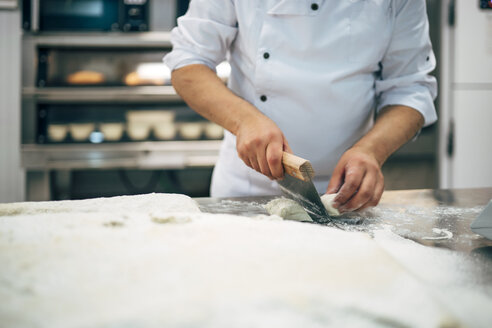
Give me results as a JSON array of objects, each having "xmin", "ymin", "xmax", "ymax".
[
  {"xmin": 375, "ymin": 0, "xmax": 438, "ymax": 126},
  {"xmin": 163, "ymin": 0, "xmax": 238, "ymax": 72}
]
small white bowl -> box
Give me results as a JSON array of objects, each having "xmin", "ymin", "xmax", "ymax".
[
  {"xmin": 127, "ymin": 122, "xmax": 151, "ymax": 140},
  {"xmin": 179, "ymin": 122, "xmax": 204, "ymax": 140},
  {"xmin": 100, "ymin": 123, "xmax": 124, "ymax": 141},
  {"xmin": 204, "ymin": 122, "xmax": 224, "ymax": 139},
  {"xmin": 48, "ymin": 124, "xmax": 68, "ymax": 142},
  {"xmin": 154, "ymin": 122, "xmax": 177, "ymax": 140},
  {"xmin": 69, "ymin": 123, "xmax": 95, "ymax": 141}
]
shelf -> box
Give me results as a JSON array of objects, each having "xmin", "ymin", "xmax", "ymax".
[
  {"xmin": 0, "ymin": 0, "xmax": 17, "ymax": 9},
  {"xmin": 22, "ymin": 140, "xmax": 222, "ymax": 170},
  {"xmin": 22, "ymin": 31, "xmax": 172, "ymax": 48},
  {"xmin": 22, "ymin": 86, "xmax": 181, "ymax": 103}
]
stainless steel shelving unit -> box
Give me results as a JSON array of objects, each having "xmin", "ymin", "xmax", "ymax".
[
  {"xmin": 22, "ymin": 31, "xmax": 221, "ymax": 201},
  {"xmin": 22, "ymin": 31, "xmax": 173, "ymax": 46},
  {"xmin": 22, "ymin": 86, "xmax": 181, "ymax": 102}
]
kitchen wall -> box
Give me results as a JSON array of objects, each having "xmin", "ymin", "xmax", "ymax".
[{"xmin": 0, "ymin": 7, "xmax": 24, "ymax": 203}]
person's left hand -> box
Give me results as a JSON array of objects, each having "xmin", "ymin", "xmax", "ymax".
[{"xmin": 326, "ymin": 147, "xmax": 385, "ymax": 213}]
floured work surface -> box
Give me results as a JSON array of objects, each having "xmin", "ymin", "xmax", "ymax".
[
  {"xmin": 1, "ymin": 192, "xmax": 492, "ymax": 327},
  {"xmin": 198, "ymin": 188, "xmax": 492, "ymax": 252}
]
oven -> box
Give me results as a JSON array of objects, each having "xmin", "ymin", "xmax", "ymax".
[
  {"xmin": 21, "ymin": 32, "xmax": 224, "ymax": 201},
  {"xmin": 22, "ymin": 0, "xmax": 178, "ymax": 32}
]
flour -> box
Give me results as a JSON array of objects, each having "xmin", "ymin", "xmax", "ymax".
[
  {"xmin": 374, "ymin": 229, "xmax": 492, "ymax": 327},
  {"xmin": 422, "ymin": 228, "xmax": 454, "ymax": 240},
  {"xmin": 0, "ymin": 193, "xmax": 200, "ymax": 217},
  {"xmin": 151, "ymin": 212, "xmax": 194, "ymax": 224},
  {"xmin": 1, "ymin": 193, "xmax": 489, "ymax": 327}
]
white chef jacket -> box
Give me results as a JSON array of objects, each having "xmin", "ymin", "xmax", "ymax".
[{"xmin": 164, "ymin": 0, "xmax": 438, "ymax": 197}]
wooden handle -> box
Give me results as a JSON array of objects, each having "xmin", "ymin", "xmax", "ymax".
[{"xmin": 282, "ymin": 152, "xmax": 315, "ymax": 182}]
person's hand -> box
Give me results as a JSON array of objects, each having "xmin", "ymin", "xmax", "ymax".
[
  {"xmin": 235, "ymin": 114, "xmax": 292, "ymax": 180},
  {"xmin": 326, "ymin": 147, "xmax": 384, "ymax": 212}
]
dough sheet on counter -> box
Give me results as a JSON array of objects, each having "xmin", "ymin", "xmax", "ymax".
[{"xmin": 1, "ymin": 193, "xmax": 491, "ymax": 328}]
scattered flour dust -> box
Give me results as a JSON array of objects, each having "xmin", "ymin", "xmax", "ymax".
[
  {"xmin": 0, "ymin": 193, "xmax": 490, "ymax": 328},
  {"xmin": 151, "ymin": 212, "xmax": 194, "ymax": 224},
  {"xmin": 0, "ymin": 193, "xmax": 201, "ymax": 217},
  {"xmin": 374, "ymin": 228, "xmax": 492, "ymax": 328},
  {"xmin": 422, "ymin": 228, "xmax": 454, "ymax": 240}
]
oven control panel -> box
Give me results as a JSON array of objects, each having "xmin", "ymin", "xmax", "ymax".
[{"xmin": 480, "ymin": 0, "xmax": 492, "ymax": 10}]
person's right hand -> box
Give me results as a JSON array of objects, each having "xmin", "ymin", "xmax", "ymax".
[{"xmin": 235, "ymin": 114, "xmax": 292, "ymax": 180}]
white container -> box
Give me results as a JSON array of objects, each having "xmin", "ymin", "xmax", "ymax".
[
  {"xmin": 100, "ymin": 123, "xmax": 124, "ymax": 141},
  {"xmin": 154, "ymin": 122, "xmax": 177, "ymax": 140},
  {"xmin": 179, "ymin": 122, "xmax": 204, "ymax": 140},
  {"xmin": 127, "ymin": 122, "xmax": 151, "ymax": 141},
  {"xmin": 204, "ymin": 122, "xmax": 224, "ymax": 139},
  {"xmin": 48, "ymin": 124, "xmax": 68, "ymax": 142},
  {"xmin": 69, "ymin": 123, "xmax": 95, "ymax": 141},
  {"xmin": 126, "ymin": 110, "xmax": 175, "ymax": 124}
]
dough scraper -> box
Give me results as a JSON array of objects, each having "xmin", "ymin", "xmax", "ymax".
[
  {"xmin": 278, "ymin": 152, "xmax": 334, "ymax": 224},
  {"xmin": 471, "ymin": 200, "xmax": 492, "ymax": 240}
]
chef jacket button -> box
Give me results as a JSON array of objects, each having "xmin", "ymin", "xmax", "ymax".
[
  {"xmin": 263, "ymin": 52, "xmax": 270, "ymax": 59},
  {"xmin": 260, "ymin": 95, "xmax": 267, "ymax": 102},
  {"xmin": 311, "ymin": 3, "xmax": 319, "ymax": 11}
]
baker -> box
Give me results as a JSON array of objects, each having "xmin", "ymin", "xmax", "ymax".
[{"xmin": 164, "ymin": 0, "xmax": 437, "ymax": 213}]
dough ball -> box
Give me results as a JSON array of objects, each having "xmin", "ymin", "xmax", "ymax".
[
  {"xmin": 320, "ymin": 194, "xmax": 340, "ymax": 217},
  {"xmin": 264, "ymin": 198, "xmax": 312, "ymax": 222}
]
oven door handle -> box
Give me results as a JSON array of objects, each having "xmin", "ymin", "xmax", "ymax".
[
  {"xmin": 31, "ymin": 0, "xmax": 39, "ymax": 31},
  {"xmin": 22, "ymin": 0, "xmax": 39, "ymax": 31}
]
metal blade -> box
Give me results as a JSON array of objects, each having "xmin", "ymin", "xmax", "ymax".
[
  {"xmin": 278, "ymin": 173, "xmax": 332, "ymax": 224},
  {"xmin": 471, "ymin": 200, "xmax": 492, "ymax": 240}
]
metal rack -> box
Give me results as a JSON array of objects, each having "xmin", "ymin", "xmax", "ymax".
[
  {"xmin": 22, "ymin": 141, "xmax": 222, "ymax": 170},
  {"xmin": 22, "ymin": 32, "xmax": 221, "ymax": 201}
]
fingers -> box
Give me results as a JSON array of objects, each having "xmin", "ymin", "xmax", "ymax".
[
  {"xmin": 238, "ymin": 147, "xmax": 257, "ymax": 174},
  {"xmin": 237, "ymin": 138, "xmax": 260, "ymax": 173},
  {"xmin": 330, "ymin": 148, "xmax": 385, "ymax": 213},
  {"xmin": 283, "ymin": 139, "xmax": 293, "ymax": 154},
  {"xmin": 360, "ymin": 172, "xmax": 384, "ymax": 210},
  {"xmin": 251, "ymin": 138, "xmax": 284, "ymax": 180},
  {"xmin": 247, "ymin": 155, "xmax": 261, "ymax": 174},
  {"xmin": 255, "ymin": 143, "xmax": 273, "ymax": 179},
  {"xmin": 338, "ymin": 168, "xmax": 376, "ymax": 212},
  {"xmin": 243, "ymin": 143, "xmax": 271, "ymax": 178},
  {"xmin": 326, "ymin": 161, "xmax": 345, "ymax": 194},
  {"xmin": 236, "ymin": 122, "xmax": 286, "ymax": 180},
  {"xmin": 334, "ymin": 165, "xmax": 365, "ymax": 210},
  {"xmin": 266, "ymin": 142, "xmax": 284, "ymax": 179}
]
